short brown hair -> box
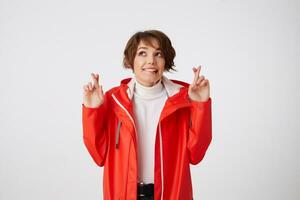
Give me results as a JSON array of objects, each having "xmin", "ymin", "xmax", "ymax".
[{"xmin": 123, "ymin": 30, "xmax": 176, "ymax": 71}]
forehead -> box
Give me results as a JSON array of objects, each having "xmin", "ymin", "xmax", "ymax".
[{"xmin": 137, "ymin": 38, "xmax": 161, "ymax": 50}]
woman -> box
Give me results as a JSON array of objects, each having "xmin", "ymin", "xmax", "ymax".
[{"xmin": 82, "ymin": 30, "xmax": 212, "ymax": 200}]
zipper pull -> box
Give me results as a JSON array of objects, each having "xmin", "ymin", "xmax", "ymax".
[{"xmin": 115, "ymin": 120, "xmax": 122, "ymax": 149}]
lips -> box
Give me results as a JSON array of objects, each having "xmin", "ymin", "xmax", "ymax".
[{"xmin": 142, "ymin": 68, "xmax": 158, "ymax": 73}]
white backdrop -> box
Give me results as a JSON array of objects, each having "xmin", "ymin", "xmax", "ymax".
[{"xmin": 0, "ymin": 0, "xmax": 299, "ymax": 199}]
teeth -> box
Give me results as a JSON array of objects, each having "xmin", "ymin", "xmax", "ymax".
[{"xmin": 143, "ymin": 68, "xmax": 157, "ymax": 72}]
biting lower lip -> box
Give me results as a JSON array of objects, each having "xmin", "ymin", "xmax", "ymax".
[{"xmin": 143, "ymin": 69, "xmax": 158, "ymax": 72}]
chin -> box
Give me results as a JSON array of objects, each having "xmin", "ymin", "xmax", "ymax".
[{"xmin": 150, "ymin": 79, "xmax": 162, "ymax": 86}]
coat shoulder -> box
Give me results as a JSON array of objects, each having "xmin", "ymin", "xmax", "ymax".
[{"xmin": 105, "ymin": 84, "xmax": 125, "ymax": 96}]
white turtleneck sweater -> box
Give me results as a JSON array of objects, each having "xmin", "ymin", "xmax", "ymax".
[{"xmin": 133, "ymin": 79, "xmax": 168, "ymax": 184}]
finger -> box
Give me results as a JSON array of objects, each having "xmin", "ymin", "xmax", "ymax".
[
  {"xmin": 189, "ymin": 84, "xmax": 198, "ymax": 92},
  {"xmin": 83, "ymin": 85, "xmax": 89, "ymax": 92},
  {"xmin": 94, "ymin": 73, "xmax": 99, "ymax": 82},
  {"xmin": 196, "ymin": 75, "xmax": 205, "ymax": 85},
  {"xmin": 88, "ymin": 82, "xmax": 93, "ymax": 91},
  {"xmin": 96, "ymin": 74, "xmax": 101, "ymax": 87},
  {"xmin": 197, "ymin": 65, "xmax": 202, "ymax": 76},
  {"xmin": 192, "ymin": 67, "xmax": 199, "ymax": 84},
  {"xmin": 91, "ymin": 73, "xmax": 99, "ymax": 88},
  {"xmin": 191, "ymin": 67, "xmax": 197, "ymax": 85},
  {"xmin": 99, "ymin": 85, "xmax": 104, "ymax": 96},
  {"xmin": 199, "ymin": 79, "xmax": 208, "ymax": 87},
  {"xmin": 192, "ymin": 66, "xmax": 201, "ymax": 84}
]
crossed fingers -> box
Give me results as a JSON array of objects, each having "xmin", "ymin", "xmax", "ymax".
[
  {"xmin": 83, "ymin": 73, "xmax": 100, "ymax": 92},
  {"xmin": 192, "ymin": 66, "xmax": 206, "ymax": 87}
]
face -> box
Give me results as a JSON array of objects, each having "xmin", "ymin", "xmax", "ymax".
[{"xmin": 133, "ymin": 38, "xmax": 165, "ymax": 87}]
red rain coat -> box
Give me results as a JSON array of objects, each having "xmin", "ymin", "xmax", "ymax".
[{"xmin": 82, "ymin": 76, "xmax": 212, "ymax": 200}]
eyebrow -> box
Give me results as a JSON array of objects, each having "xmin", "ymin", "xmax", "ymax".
[{"xmin": 137, "ymin": 46, "xmax": 162, "ymax": 51}]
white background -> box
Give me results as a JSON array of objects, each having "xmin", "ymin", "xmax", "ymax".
[{"xmin": 0, "ymin": 0, "xmax": 299, "ymax": 199}]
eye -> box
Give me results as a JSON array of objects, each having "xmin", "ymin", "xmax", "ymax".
[
  {"xmin": 155, "ymin": 52, "xmax": 163, "ymax": 57},
  {"xmin": 138, "ymin": 51, "xmax": 146, "ymax": 56}
]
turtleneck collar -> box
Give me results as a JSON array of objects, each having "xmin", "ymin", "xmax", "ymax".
[
  {"xmin": 134, "ymin": 78, "xmax": 165, "ymax": 99},
  {"xmin": 125, "ymin": 75, "xmax": 184, "ymax": 100}
]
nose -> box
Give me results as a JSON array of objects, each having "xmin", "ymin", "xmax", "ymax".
[{"xmin": 147, "ymin": 55, "xmax": 155, "ymax": 64}]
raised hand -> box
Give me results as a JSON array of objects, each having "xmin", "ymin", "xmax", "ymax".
[
  {"xmin": 83, "ymin": 73, "xmax": 104, "ymax": 108},
  {"xmin": 188, "ymin": 66, "xmax": 210, "ymax": 102}
]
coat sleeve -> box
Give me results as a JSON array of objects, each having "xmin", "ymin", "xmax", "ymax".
[
  {"xmin": 82, "ymin": 93, "xmax": 109, "ymax": 167},
  {"xmin": 187, "ymin": 97, "xmax": 212, "ymax": 165}
]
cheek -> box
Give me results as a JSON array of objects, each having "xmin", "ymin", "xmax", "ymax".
[
  {"xmin": 133, "ymin": 59, "xmax": 142, "ymax": 72},
  {"xmin": 159, "ymin": 60, "xmax": 166, "ymax": 71}
]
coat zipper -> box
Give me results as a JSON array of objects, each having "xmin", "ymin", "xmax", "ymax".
[
  {"xmin": 112, "ymin": 94, "xmax": 165, "ymax": 199},
  {"xmin": 112, "ymin": 94, "xmax": 139, "ymax": 176},
  {"xmin": 159, "ymin": 122, "xmax": 164, "ymax": 200}
]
